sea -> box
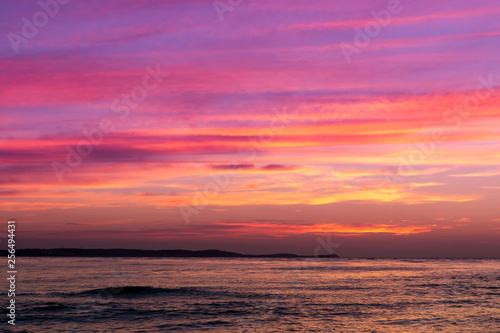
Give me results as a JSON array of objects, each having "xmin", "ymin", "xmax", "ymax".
[{"xmin": 2, "ymin": 257, "xmax": 499, "ymax": 332}]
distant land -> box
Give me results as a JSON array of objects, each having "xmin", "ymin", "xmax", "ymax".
[{"xmin": 2, "ymin": 248, "xmax": 340, "ymax": 258}]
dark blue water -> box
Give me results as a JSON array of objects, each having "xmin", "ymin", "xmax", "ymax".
[{"xmin": 2, "ymin": 258, "xmax": 499, "ymax": 332}]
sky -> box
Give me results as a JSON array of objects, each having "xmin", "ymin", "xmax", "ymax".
[{"xmin": 0, "ymin": 0, "xmax": 499, "ymax": 257}]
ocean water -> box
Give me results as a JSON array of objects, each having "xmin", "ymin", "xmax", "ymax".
[{"xmin": 2, "ymin": 257, "xmax": 499, "ymax": 332}]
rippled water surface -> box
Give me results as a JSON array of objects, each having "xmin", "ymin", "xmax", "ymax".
[{"xmin": 3, "ymin": 258, "xmax": 499, "ymax": 332}]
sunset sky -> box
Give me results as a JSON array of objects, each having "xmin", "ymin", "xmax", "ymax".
[{"xmin": 1, "ymin": 0, "xmax": 499, "ymax": 257}]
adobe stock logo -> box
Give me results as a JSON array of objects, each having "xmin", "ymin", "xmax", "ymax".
[
  {"xmin": 6, "ymin": 0, "xmax": 71, "ymax": 54},
  {"xmin": 178, "ymin": 106, "xmax": 293, "ymax": 224},
  {"xmin": 52, "ymin": 65, "xmax": 169, "ymax": 182},
  {"xmin": 213, "ymin": 0, "xmax": 243, "ymax": 21},
  {"xmin": 339, "ymin": 0, "xmax": 409, "ymax": 63}
]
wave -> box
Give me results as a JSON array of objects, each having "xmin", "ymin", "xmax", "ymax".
[
  {"xmin": 67, "ymin": 286, "xmax": 273, "ymax": 300},
  {"xmin": 65, "ymin": 285, "xmax": 254, "ymax": 299},
  {"xmin": 71, "ymin": 286, "xmax": 202, "ymax": 297},
  {"xmin": 31, "ymin": 303, "xmax": 75, "ymax": 311},
  {"xmin": 411, "ymin": 283, "xmax": 446, "ymax": 288}
]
